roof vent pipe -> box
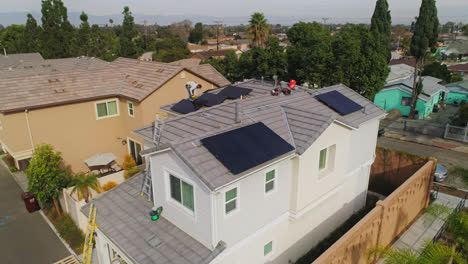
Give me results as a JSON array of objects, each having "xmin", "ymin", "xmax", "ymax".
[
  {"xmin": 261, "ymin": 76, "xmax": 264, "ymax": 86},
  {"xmin": 3, "ymin": 48, "xmax": 6, "ymax": 57},
  {"xmin": 235, "ymin": 102, "xmax": 241, "ymax": 123}
]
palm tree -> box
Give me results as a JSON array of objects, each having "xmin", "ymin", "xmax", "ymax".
[
  {"xmin": 368, "ymin": 241, "xmax": 466, "ymax": 264},
  {"xmin": 69, "ymin": 173, "xmax": 102, "ymax": 203},
  {"xmin": 247, "ymin": 12, "xmax": 270, "ymax": 47}
]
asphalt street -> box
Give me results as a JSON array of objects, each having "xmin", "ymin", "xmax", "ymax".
[
  {"xmin": 0, "ymin": 164, "xmax": 69, "ymax": 264},
  {"xmin": 377, "ymin": 137, "xmax": 468, "ymax": 168}
]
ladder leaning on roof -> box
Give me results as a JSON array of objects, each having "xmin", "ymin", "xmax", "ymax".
[
  {"xmin": 153, "ymin": 114, "xmax": 166, "ymax": 144},
  {"xmin": 82, "ymin": 204, "xmax": 97, "ymax": 264}
]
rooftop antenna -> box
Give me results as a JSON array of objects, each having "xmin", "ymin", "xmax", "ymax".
[{"xmin": 3, "ymin": 48, "xmax": 6, "ymax": 57}]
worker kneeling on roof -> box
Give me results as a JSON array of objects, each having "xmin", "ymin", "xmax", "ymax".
[{"xmin": 186, "ymin": 81, "xmax": 202, "ymax": 101}]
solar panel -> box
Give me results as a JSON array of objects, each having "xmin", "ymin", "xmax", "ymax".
[
  {"xmin": 315, "ymin": 90, "xmax": 363, "ymax": 115},
  {"xmin": 218, "ymin": 86, "xmax": 253, "ymax": 99},
  {"xmin": 196, "ymin": 93, "xmax": 228, "ymax": 107},
  {"xmin": 170, "ymin": 99, "xmax": 201, "ymax": 114},
  {"xmin": 201, "ymin": 122, "xmax": 295, "ymax": 174}
]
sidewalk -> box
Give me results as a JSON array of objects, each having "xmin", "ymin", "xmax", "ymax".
[
  {"xmin": 383, "ymin": 129, "xmax": 468, "ymax": 154},
  {"xmin": 376, "ymin": 192, "xmax": 466, "ymax": 263}
]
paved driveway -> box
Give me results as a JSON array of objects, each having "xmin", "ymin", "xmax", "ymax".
[{"xmin": 0, "ymin": 164, "xmax": 69, "ymax": 264}]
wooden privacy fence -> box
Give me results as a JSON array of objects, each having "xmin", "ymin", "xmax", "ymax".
[{"xmin": 311, "ymin": 159, "xmax": 436, "ymax": 264}]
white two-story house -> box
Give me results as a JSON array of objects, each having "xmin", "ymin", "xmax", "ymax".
[{"xmin": 84, "ymin": 79, "xmax": 386, "ymax": 264}]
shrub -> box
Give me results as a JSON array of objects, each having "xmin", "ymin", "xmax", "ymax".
[
  {"xmin": 2, "ymin": 154, "xmax": 14, "ymax": 167},
  {"xmin": 124, "ymin": 166, "xmax": 140, "ymax": 179},
  {"xmin": 453, "ymin": 105, "xmax": 468, "ymax": 126},
  {"xmin": 0, "ymin": 148, "xmax": 4, "ymax": 155},
  {"xmin": 102, "ymin": 181, "xmax": 118, "ymax": 191},
  {"xmin": 54, "ymin": 214, "xmax": 85, "ymax": 254},
  {"xmin": 9, "ymin": 166, "xmax": 17, "ymax": 172},
  {"xmin": 123, "ymin": 154, "xmax": 140, "ymax": 179},
  {"xmin": 450, "ymin": 166, "xmax": 468, "ymax": 185},
  {"xmin": 122, "ymin": 154, "xmax": 136, "ymax": 170}
]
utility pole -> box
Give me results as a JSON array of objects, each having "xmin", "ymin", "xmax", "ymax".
[
  {"xmin": 214, "ymin": 21, "xmax": 223, "ymax": 51},
  {"xmin": 321, "ymin": 17, "xmax": 329, "ymax": 26},
  {"xmin": 144, "ymin": 20, "xmax": 148, "ymax": 50}
]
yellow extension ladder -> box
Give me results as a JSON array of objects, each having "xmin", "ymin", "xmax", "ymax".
[{"xmin": 82, "ymin": 203, "xmax": 97, "ymax": 264}]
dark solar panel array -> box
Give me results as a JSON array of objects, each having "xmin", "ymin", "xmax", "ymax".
[
  {"xmin": 315, "ymin": 90, "xmax": 363, "ymax": 115},
  {"xmin": 170, "ymin": 99, "xmax": 202, "ymax": 114},
  {"xmin": 218, "ymin": 86, "xmax": 253, "ymax": 99},
  {"xmin": 196, "ymin": 93, "xmax": 228, "ymax": 107},
  {"xmin": 201, "ymin": 122, "xmax": 295, "ymax": 174}
]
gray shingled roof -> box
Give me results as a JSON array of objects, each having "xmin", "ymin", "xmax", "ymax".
[
  {"xmin": 81, "ymin": 172, "xmax": 225, "ymax": 264},
  {"xmin": 384, "ymin": 76, "xmax": 449, "ymax": 102},
  {"xmin": 387, "ymin": 64, "xmax": 414, "ymax": 83},
  {"xmin": 0, "ymin": 53, "xmax": 44, "ymax": 69},
  {"xmin": 134, "ymin": 79, "xmax": 386, "ymax": 191}
]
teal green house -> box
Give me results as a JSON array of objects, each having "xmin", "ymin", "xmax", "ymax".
[
  {"xmin": 445, "ymin": 80, "xmax": 468, "ymax": 105},
  {"xmin": 374, "ymin": 76, "xmax": 448, "ymax": 119}
]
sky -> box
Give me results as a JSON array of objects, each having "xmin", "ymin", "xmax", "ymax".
[{"xmin": 1, "ymin": 0, "xmax": 467, "ymax": 25}]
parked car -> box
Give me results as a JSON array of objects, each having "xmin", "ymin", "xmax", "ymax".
[{"xmin": 434, "ymin": 164, "xmax": 448, "ymax": 182}]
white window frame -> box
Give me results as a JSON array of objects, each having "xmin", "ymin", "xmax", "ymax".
[
  {"xmin": 264, "ymin": 167, "xmax": 277, "ymax": 196},
  {"xmin": 127, "ymin": 101, "xmax": 134, "ymax": 117},
  {"xmin": 264, "ymin": 240, "xmax": 274, "ymax": 257},
  {"xmin": 318, "ymin": 144, "xmax": 336, "ymax": 179},
  {"xmin": 164, "ymin": 169, "xmax": 196, "ymax": 217},
  {"xmin": 224, "ymin": 184, "xmax": 239, "ymax": 217},
  {"xmin": 95, "ymin": 99, "xmax": 120, "ymax": 120}
]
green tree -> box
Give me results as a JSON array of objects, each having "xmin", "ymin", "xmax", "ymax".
[
  {"xmin": 76, "ymin": 11, "xmax": 91, "ymax": 56},
  {"xmin": 204, "ymin": 51, "xmax": 242, "ymax": 83},
  {"xmin": 40, "ymin": 0, "xmax": 75, "ymax": 59},
  {"xmin": 26, "ymin": 144, "xmax": 69, "ymax": 215},
  {"xmin": 152, "ymin": 35, "xmax": 190, "ymax": 62},
  {"xmin": 189, "ymin": 22, "xmax": 203, "ymax": 44},
  {"xmin": 287, "ymin": 22, "xmax": 333, "ymax": 87},
  {"xmin": 463, "ymin": 24, "xmax": 468, "ymax": 36},
  {"xmin": 24, "ymin": 14, "xmax": 41, "ymax": 52},
  {"xmin": 69, "ymin": 173, "xmax": 102, "ymax": 203},
  {"xmin": 247, "ymin": 12, "xmax": 270, "ymax": 47},
  {"xmin": 409, "ymin": 0, "xmax": 439, "ymax": 119},
  {"xmin": 370, "ymin": 0, "xmax": 392, "ymax": 61},
  {"xmin": 0, "ymin": 25, "xmax": 26, "ymax": 54},
  {"xmin": 332, "ymin": 24, "xmax": 389, "ymax": 99},
  {"xmin": 422, "ymin": 62, "xmax": 453, "ymax": 83},
  {"xmin": 119, "ymin": 6, "xmax": 140, "ymax": 58},
  {"xmin": 369, "ymin": 241, "xmax": 466, "ymax": 264}
]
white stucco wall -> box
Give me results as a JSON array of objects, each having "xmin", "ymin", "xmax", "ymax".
[
  {"xmin": 150, "ymin": 151, "xmax": 214, "ymax": 249},
  {"xmin": 213, "ymin": 154, "xmax": 294, "ymax": 247}
]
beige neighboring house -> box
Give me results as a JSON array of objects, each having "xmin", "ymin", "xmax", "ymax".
[{"xmin": 0, "ymin": 56, "xmax": 230, "ymax": 172}]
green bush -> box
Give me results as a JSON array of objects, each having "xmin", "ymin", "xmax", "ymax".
[
  {"xmin": 449, "ymin": 166, "xmax": 468, "ymax": 185},
  {"xmin": 9, "ymin": 166, "xmax": 17, "ymax": 172},
  {"xmin": 54, "ymin": 214, "xmax": 85, "ymax": 254},
  {"xmin": 0, "ymin": 148, "xmax": 4, "ymax": 155},
  {"xmin": 2, "ymin": 154, "xmax": 15, "ymax": 167}
]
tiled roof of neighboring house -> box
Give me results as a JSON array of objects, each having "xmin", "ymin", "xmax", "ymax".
[
  {"xmin": 81, "ymin": 173, "xmax": 225, "ymax": 264},
  {"xmin": 191, "ymin": 49, "xmax": 237, "ymax": 60},
  {"xmin": 387, "ymin": 64, "xmax": 415, "ymax": 83},
  {"xmin": 0, "ymin": 56, "xmax": 109, "ymax": 78},
  {"xmin": 169, "ymin": 58, "xmax": 202, "ymax": 67},
  {"xmin": 0, "ymin": 53, "xmax": 44, "ymax": 69},
  {"xmin": 448, "ymin": 63, "xmax": 468, "ymax": 72},
  {"xmin": 446, "ymin": 80, "xmax": 468, "ymax": 94},
  {"xmin": 389, "ymin": 58, "xmax": 418, "ymax": 68},
  {"xmin": 135, "ymin": 80, "xmax": 386, "ymax": 190},
  {"xmin": 186, "ymin": 64, "xmax": 231, "ymax": 88},
  {"xmin": 446, "ymin": 40, "xmax": 468, "ymax": 54},
  {"xmin": 384, "ymin": 76, "xmax": 449, "ymax": 102},
  {"xmin": 0, "ymin": 57, "xmax": 230, "ymax": 113}
]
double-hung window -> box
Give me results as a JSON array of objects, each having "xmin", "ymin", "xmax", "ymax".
[
  {"xmin": 96, "ymin": 100, "xmax": 118, "ymax": 119},
  {"xmin": 225, "ymin": 187, "xmax": 237, "ymax": 214},
  {"xmin": 401, "ymin": 97, "xmax": 412, "ymax": 106},
  {"xmin": 265, "ymin": 169, "xmax": 276, "ymax": 193},
  {"xmin": 318, "ymin": 145, "xmax": 336, "ymax": 176},
  {"xmin": 169, "ymin": 175, "xmax": 194, "ymax": 212},
  {"xmin": 319, "ymin": 148, "xmax": 327, "ymax": 170},
  {"xmin": 128, "ymin": 102, "xmax": 134, "ymax": 117},
  {"xmin": 264, "ymin": 241, "xmax": 273, "ymax": 256}
]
